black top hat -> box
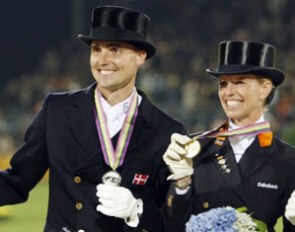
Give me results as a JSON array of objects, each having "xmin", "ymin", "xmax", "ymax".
[
  {"xmin": 78, "ymin": 6, "xmax": 156, "ymax": 59},
  {"xmin": 206, "ymin": 40, "xmax": 285, "ymax": 86}
]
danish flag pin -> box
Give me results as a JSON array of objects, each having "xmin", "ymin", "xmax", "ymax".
[{"xmin": 132, "ymin": 173, "xmax": 149, "ymax": 185}]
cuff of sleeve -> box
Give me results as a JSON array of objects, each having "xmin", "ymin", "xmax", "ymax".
[
  {"xmin": 124, "ymin": 199, "xmax": 143, "ymax": 227},
  {"xmin": 175, "ymin": 185, "xmax": 191, "ymax": 195}
]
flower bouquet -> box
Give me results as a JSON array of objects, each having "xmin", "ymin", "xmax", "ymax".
[{"xmin": 185, "ymin": 206, "xmax": 267, "ymax": 232}]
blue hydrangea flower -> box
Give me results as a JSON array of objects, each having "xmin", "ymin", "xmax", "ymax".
[{"xmin": 185, "ymin": 206, "xmax": 257, "ymax": 232}]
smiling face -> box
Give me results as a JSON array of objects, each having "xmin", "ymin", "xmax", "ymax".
[
  {"xmin": 218, "ymin": 74, "xmax": 273, "ymax": 126},
  {"xmin": 90, "ymin": 41, "xmax": 147, "ymax": 104}
]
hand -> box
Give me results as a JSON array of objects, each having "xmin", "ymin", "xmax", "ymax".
[
  {"xmin": 96, "ymin": 184, "xmax": 143, "ymax": 227},
  {"xmin": 285, "ymin": 190, "xmax": 295, "ymax": 225},
  {"xmin": 163, "ymin": 133, "xmax": 198, "ymax": 180}
]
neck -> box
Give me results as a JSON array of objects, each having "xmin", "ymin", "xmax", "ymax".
[
  {"xmin": 231, "ymin": 114, "xmax": 265, "ymax": 127},
  {"xmin": 97, "ymin": 86, "xmax": 134, "ymax": 106}
]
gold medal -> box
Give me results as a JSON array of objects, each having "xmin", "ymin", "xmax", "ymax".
[{"xmin": 184, "ymin": 140, "xmax": 201, "ymax": 158}]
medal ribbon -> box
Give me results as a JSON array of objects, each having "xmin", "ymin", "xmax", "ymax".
[
  {"xmin": 185, "ymin": 120, "xmax": 271, "ymax": 159},
  {"xmin": 94, "ymin": 89, "xmax": 138, "ymax": 170},
  {"xmin": 192, "ymin": 120, "xmax": 271, "ymax": 140}
]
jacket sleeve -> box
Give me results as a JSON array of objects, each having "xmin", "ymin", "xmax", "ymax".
[
  {"xmin": 162, "ymin": 182, "xmax": 193, "ymax": 232},
  {"xmin": 282, "ymin": 168, "xmax": 295, "ymax": 231},
  {"xmin": 0, "ymin": 96, "xmax": 50, "ymax": 205}
]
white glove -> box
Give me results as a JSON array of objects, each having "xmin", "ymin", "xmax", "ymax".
[
  {"xmin": 163, "ymin": 133, "xmax": 199, "ymax": 180},
  {"xmin": 285, "ymin": 190, "xmax": 295, "ymax": 225},
  {"xmin": 96, "ymin": 184, "xmax": 143, "ymax": 227}
]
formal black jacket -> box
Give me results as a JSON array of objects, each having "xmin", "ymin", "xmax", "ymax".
[
  {"xmin": 0, "ymin": 83, "xmax": 186, "ymax": 232},
  {"xmin": 163, "ymin": 134, "xmax": 295, "ymax": 232}
]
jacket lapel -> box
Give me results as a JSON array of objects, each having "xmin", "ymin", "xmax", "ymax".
[
  {"xmin": 205, "ymin": 139, "xmax": 242, "ymax": 187},
  {"xmin": 198, "ymin": 120, "xmax": 242, "ymax": 188},
  {"xmin": 121, "ymin": 90, "xmax": 156, "ymax": 154},
  {"xmin": 238, "ymin": 136, "xmax": 275, "ymax": 180},
  {"xmin": 65, "ymin": 84, "xmax": 103, "ymax": 169}
]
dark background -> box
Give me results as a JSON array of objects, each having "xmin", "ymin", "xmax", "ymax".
[
  {"xmin": 1, "ymin": 1, "xmax": 69, "ymax": 87},
  {"xmin": 1, "ymin": 0, "xmax": 295, "ymax": 150},
  {"xmin": 1, "ymin": 1, "xmax": 294, "ymax": 87},
  {"xmin": 0, "ymin": 0, "xmax": 154, "ymax": 87}
]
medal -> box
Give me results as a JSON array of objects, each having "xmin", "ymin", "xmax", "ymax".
[
  {"xmin": 184, "ymin": 140, "xmax": 201, "ymax": 158},
  {"xmin": 94, "ymin": 88, "xmax": 139, "ymax": 186},
  {"xmin": 102, "ymin": 170, "xmax": 122, "ymax": 186}
]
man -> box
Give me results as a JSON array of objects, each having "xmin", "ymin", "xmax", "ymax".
[
  {"xmin": 0, "ymin": 6, "xmax": 186, "ymax": 232},
  {"xmin": 162, "ymin": 40, "xmax": 295, "ymax": 231}
]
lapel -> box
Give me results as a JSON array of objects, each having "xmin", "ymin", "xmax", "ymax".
[
  {"xmin": 65, "ymin": 84, "xmax": 103, "ymax": 169},
  {"xmin": 206, "ymin": 139, "xmax": 242, "ymax": 187},
  {"xmin": 65, "ymin": 86, "xmax": 157, "ymax": 172},
  {"xmin": 238, "ymin": 135, "xmax": 275, "ymax": 180},
  {"xmin": 123, "ymin": 91, "xmax": 156, "ymax": 153},
  {"xmin": 198, "ymin": 139, "xmax": 247, "ymax": 206}
]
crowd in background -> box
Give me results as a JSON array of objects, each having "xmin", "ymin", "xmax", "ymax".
[{"xmin": 1, "ymin": 0, "xmax": 295, "ymax": 155}]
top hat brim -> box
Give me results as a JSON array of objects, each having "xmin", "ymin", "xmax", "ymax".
[
  {"xmin": 206, "ymin": 65, "xmax": 285, "ymax": 86},
  {"xmin": 77, "ymin": 34, "xmax": 156, "ymax": 60}
]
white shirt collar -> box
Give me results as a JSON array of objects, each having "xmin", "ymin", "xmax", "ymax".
[
  {"xmin": 98, "ymin": 88, "xmax": 141, "ymax": 137},
  {"xmin": 99, "ymin": 89, "xmax": 136, "ymax": 118},
  {"xmin": 229, "ymin": 115, "xmax": 265, "ymax": 162}
]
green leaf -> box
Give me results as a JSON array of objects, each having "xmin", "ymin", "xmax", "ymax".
[
  {"xmin": 236, "ymin": 206, "xmax": 248, "ymax": 213},
  {"xmin": 253, "ymin": 218, "xmax": 268, "ymax": 232}
]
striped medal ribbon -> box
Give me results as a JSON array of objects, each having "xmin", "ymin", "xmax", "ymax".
[
  {"xmin": 94, "ymin": 89, "xmax": 139, "ymax": 185},
  {"xmin": 197, "ymin": 120, "xmax": 271, "ymax": 138},
  {"xmin": 185, "ymin": 120, "xmax": 271, "ymax": 158}
]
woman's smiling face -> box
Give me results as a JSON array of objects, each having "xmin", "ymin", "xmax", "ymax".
[{"xmin": 218, "ymin": 74, "xmax": 273, "ymax": 126}]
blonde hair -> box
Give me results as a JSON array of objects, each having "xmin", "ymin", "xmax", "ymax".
[{"xmin": 257, "ymin": 77, "xmax": 275, "ymax": 106}]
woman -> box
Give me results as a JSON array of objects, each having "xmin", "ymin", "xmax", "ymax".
[{"xmin": 163, "ymin": 41, "xmax": 295, "ymax": 231}]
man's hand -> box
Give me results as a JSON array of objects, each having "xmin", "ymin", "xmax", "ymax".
[
  {"xmin": 96, "ymin": 184, "xmax": 143, "ymax": 227},
  {"xmin": 163, "ymin": 133, "xmax": 199, "ymax": 180},
  {"xmin": 285, "ymin": 190, "xmax": 295, "ymax": 225}
]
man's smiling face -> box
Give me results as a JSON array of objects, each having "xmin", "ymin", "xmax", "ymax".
[{"xmin": 90, "ymin": 41, "xmax": 146, "ymax": 95}]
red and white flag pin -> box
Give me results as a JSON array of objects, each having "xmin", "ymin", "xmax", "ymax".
[{"xmin": 132, "ymin": 173, "xmax": 149, "ymax": 185}]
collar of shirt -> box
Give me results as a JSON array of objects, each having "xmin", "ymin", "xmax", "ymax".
[
  {"xmin": 99, "ymin": 88, "xmax": 142, "ymax": 138},
  {"xmin": 228, "ymin": 115, "xmax": 265, "ymax": 162}
]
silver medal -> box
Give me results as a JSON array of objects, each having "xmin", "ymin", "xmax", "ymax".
[{"xmin": 102, "ymin": 170, "xmax": 122, "ymax": 186}]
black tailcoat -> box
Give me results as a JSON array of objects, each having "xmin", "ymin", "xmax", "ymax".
[
  {"xmin": 163, "ymin": 135, "xmax": 295, "ymax": 232},
  {"xmin": 0, "ymin": 83, "xmax": 186, "ymax": 232}
]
